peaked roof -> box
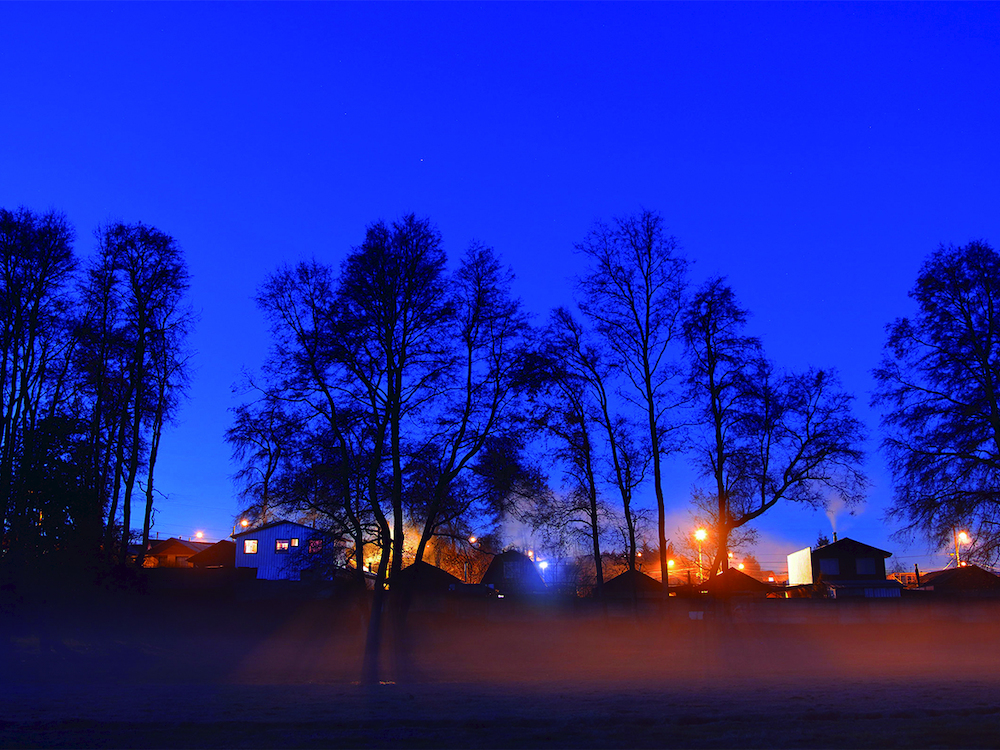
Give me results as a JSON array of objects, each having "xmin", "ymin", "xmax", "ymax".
[
  {"xmin": 603, "ymin": 569, "xmax": 662, "ymax": 596},
  {"xmin": 480, "ymin": 550, "xmax": 547, "ymax": 594},
  {"xmin": 231, "ymin": 519, "xmax": 319, "ymax": 538},
  {"xmin": 811, "ymin": 537, "xmax": 892, "ymax": 559},
  {"xmin": 146, "ymin": 537, "xmax": 213, "ymax": 555},
  {"xmin": 187, "ymin": 540, "xmax": 236, "ymax": 568},
  {"xmin": 699, "ymin": 567, "xmax": 775, "ymax": 596},
  {"xmin": 392, "ymin": 561, "xmax": 462, "ymax": 592}
]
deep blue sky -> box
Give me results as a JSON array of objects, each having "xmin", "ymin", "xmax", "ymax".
[{"xmin": 3, "ymin": 2, "xmax": 998, "ymax": 573}]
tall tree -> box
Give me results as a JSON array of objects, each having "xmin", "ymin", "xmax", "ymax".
[
  {"xmin": 0, "ymin": 207, "xmax": 77, "ymax": 575},
  {"xmin": 541, "ymin": 307, "xmax": 652, "ymax": 597},
  {"xmin": 577, "ymin": 210, "xmax": 688, "ymax": 592},
  {"xmin": 90, "ymin": 222, "xmax": 190, "ymax": 565},
  {"xmin": 874, "ymin": 241, "xmax": 1000, "ymax": 564},
  {"xmin": 409, "ymin": 244, "xmax": 532, "ymax": 568},
  {"xmin": 685, "ymin": 278, "xmax": 866, "ymax": 577}
]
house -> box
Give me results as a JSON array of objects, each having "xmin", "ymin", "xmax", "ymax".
[
  {"xmin": 141, "ymin": 537, "xmax": 213, "ymax": 568},
  {"xmin": 187, "ymin": 540, "xmax": 236, "ymax": 569},
  {"xmin": 916, "ymin": 564, "xmax": 1000, "ymax": 597},
  {"xmin": 787, "ymin": 537, "xmax": 903, "ymax": 599},
  {"xmin": 232, "ymin": 520, "xmax": 331, "ymax": 581},
  {"xmin": 697, "ymin": 567, "xmax": 776, "ymax": 599},
  {"xmin": 480, "ymin": 549, "xmax": 547, "ymax": 596},
  {"xmin": 603, "ymin": 569, "xmax": 662, "ymax": 599},
  {"xmin": 392, "ymin": 560, "xmax": 463, "ymax": 595}
]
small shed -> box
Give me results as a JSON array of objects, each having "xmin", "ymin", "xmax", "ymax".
[
  {"xmin": 480, "ymin": 550, "xmax": 546, "ymax": 596},
  {"xmin": 142, "ymin": 538, "xmax": 212, "ymax": 568},
  {"xmin": 603, "ymin": 569, "xmax": 662, "ymax": 599},
  {"xmin": 392, "ymin": 560, "xmax": 463, "ymax": 595},
  {"xmin": 188, "ymin": 540, "xmax": 236, "ymax": 569},
  {"xmin": 917, "ymin": 564, "xmax": 1000, "ymax": 597},
  {"xmin": 698, "ymin": 567, "xmax": 776, "ymax": 599}
]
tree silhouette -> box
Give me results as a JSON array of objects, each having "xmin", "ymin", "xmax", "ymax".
[
  {"xmin": 685, "ymin": 278, "xmax": 866, "ymax": 578},
  {"xmin": 874, "ymin": 241, "xmax": 1000, "ymax": 564},
  {"xmin": 577, "ymin": 209, "xmax": 687, "ymax": 596}
]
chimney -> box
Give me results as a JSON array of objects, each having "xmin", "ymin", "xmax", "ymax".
[
  {"xmin": 914, "ymin": 563, "xmax": 921, "ymax": 587},
  {"xmin": 833, "ymin": 531, "xmax": 838, "ymax": 542}
]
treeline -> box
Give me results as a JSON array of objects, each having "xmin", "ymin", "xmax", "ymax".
[
  {"xmin": 0, "ymin": 207, "xmax": 192, "ymax": 585},
  {"xmin": 230, "ymin": 210, "xmax": 874, "ymax": 682}
]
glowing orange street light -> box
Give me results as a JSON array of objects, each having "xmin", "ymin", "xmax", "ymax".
[
  {"xmin": 241, "ymin": 519, "xmax": 250, "ymax": 528},
  {"xmin": 469, "ymin": 535, "xmax": 477, "ymax": 545},
  {"xmin": 195, "ymin": 531, "xmax": 204, "ymax": 540},
  {"xmin": 954, "ymin": 529, "xmax": 970, "ymax": 567},
  {"xmin": 694, "ymin": 528, "xmax": 707, "ymax": 582}
]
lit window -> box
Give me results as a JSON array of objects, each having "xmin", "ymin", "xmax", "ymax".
[
  {"xmin": 308, "ymin": 539, "xmax": 323, "ymax": 554},
  {"xmin": 291, "ymin": 538, "xmax": 299, "ymax": 547},
  {"xmin": 244, "ymin": 539, "xmax": 258, "ymax": 555},
  {"xmin": 276, "ymin": 539, "xmax": 290, "ymax": 553}
]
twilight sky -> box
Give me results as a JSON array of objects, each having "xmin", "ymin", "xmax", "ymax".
[{"xmin": 2, "ymin": 2, "xmax": 998, "ymax": 573}]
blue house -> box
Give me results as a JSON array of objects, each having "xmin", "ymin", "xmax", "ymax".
[{"xmin": 232, "ymin": 519, "xmax": 330, "ymax": 581}]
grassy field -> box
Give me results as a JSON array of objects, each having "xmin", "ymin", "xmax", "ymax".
[{"xmin": 2, "ymin": 585, "xmax": 999, "ymax": 748}]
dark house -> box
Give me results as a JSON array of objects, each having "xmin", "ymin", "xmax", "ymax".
[
  {"xmin": 603, "ymin": 569, "xmax": 662, "ymax": 599},
  {"xmin": 917, "ymin": 564, "xmax": 1000, "ymax": 597},
  {"xmin": 698, "ymin": 567, "xmax": 776, "ymax": 599},
  {"xmin": 187, "ymin": 540, "xmax": 236, "ymax": 569},
  {"xmin": 141, "ymin": 537, "xmax": 213, "ymax": 568},
  {"xmin": 480, "ymin": 550, "xmax": 546, "ymax": 596},
  {"xmin": 787, "ymin": 537, "xmax": 902, "ymax": 599},
  {"xmin": 392, "ymin": 560, "xmax": 462, "ymax": 595}
]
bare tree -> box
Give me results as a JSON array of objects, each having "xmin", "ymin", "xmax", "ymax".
[
  {"xmin": 0, "ymin": 208, "xmax": 77, "ymax": 574},
  {"xmin": 577, "ymin": 210, "xmax": 687, "ymax": 593},
  {"xmin": 90, "ymin": 222, "xmax": 190, "ymax": 565},
  {"xmin": 685, "ymin": 278, "xmax": 866, "ymax": 578},
  {"xmin": 874, "ymin": 241, "xmax": 1000, "ymax": 564}
]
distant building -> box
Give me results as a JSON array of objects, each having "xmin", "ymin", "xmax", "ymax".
[
  {"xmin": 787, "ymin": 537, "xmax": 903, "ymax": 599},
  {"xmin": 480, "ymin": 549, "xmax": 546, "ymax": 596},
  {"xmin": 187, "ymin": 539, "xmax": 236, "ymax": 569},
  {"xmin": 603, "ymin": 569, "xmax": 662, "ymax": 600},
  {"xmin": 141, "ymin": 537, "xmax": 213, "ymax": 568},
  {"xmin": 916, "ymin": 564, "xmax": 1000, "ymax": 597},
  {"xmin": 232, "ymin": 520, "xmax": 332, "ymax": 581}
]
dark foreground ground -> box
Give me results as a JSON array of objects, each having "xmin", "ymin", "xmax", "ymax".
[{"xmin": 2, "ymin": 583, "xmax": 1000, "ymax": 749}]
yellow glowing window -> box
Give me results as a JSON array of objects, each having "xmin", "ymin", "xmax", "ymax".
[
  {"xmin": 291, "ymin": 538, "xmax": 299, "ymax": 547},
  {"xmin": 244, "ymin": 539, "xmax": 258, "ymax": 555},
  {"xmin": 276, "ymin": 539, "xmax": 290, "ymax": 553}
]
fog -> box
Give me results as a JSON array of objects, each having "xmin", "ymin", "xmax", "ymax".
[{"xmin": 3, "ymin": 592, "xmax": 999, "ymax": 747}]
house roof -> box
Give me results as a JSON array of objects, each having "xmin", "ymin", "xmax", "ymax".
[
  {"xmin": 603, "ymin": 569, "xmax": 662, "ymax": 596},
  {"xmin": 699, "ymin": 567, "xmax": 776, "ymax": 597},
  {"xmin": 231, "ymin": 519, "xmax": 319, "ymax": 538},
  {"xmin": 480, "ymin": 550, "xmax": 547, "ymax": 594},
  {"xmin": 146, "ymin": 538, "xmax": 213, "ymax": 555},
  {"xmin": 392, "ymin": 561, "xmax": 462, "ymax": 592},
  {"xmin": 919, "ymin": 564, "xmax": 1000, "ymax": 591},
  {"xmin": 187, "ymin": 540, "xmax": 236, "ymax": 568},
  {"xmin": 811, "ymin": 537, "xmax": 892, "ymax": 559}
]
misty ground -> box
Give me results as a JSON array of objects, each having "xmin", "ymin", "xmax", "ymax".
[{"xmin": 2, "ymin": 584, "xmax": 999, "ymax": 749}]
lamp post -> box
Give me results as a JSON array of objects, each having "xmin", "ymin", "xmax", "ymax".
[
  {"xmin": 954, "ymin": 529, "xmax": 969, "ymax": 567},
  {"xmin": 695, "ymin": 528, "xmax": 707, "ymax": 582}
]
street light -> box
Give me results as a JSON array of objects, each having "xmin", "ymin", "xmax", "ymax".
[
  {"xmin": 667, "ymin": 558, "xmax": 675, "ymax": 587},
  {"xmin": 694, "ymin": 528, "xmax": 707, "ymax": 582},
  {"xmin": 954, "ymin": 529, "xmax": 970, "ymax": 567}
]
